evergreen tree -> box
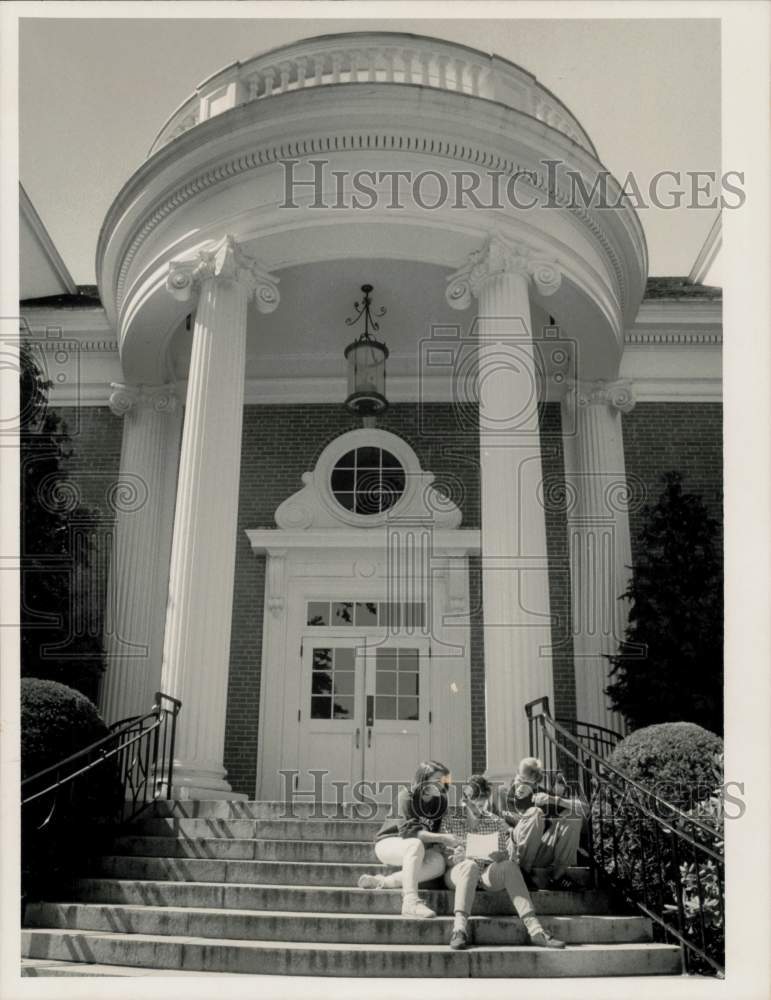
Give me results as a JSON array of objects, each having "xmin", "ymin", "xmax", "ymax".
[
  {"xmin": 606, "ymin": 471, "xmax": 723, "ymax": 734},
  {"xmin": 20, "ymin": 342, "xmax": 105, "ymax": 700}
]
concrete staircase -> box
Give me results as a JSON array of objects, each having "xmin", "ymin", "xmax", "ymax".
[{"xmin": 22, "ymin": 800, "xmax": 682, "ymax": 978}]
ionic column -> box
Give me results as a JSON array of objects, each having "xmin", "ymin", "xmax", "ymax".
[
  {"xmin": 162, "ymin": 235, "xmax": 279, "ymax": 798},
  {"xmin": 446, "ymin": 232, "xmax": 562, "ymax": 773},
  {"xmin": 562, "ymin": 379, "xmax": 636, "ymax": 734},
  {"xmin": 100, "ymin": 383, "xmax": 181, "ymax": 725}
]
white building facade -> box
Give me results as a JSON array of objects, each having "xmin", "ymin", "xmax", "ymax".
[{"xmin": 20, "ymin": 33, "xmax": 722, "ymax": 801}]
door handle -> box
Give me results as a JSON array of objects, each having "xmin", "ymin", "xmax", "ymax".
[
  {"xmin": 367, "ymin": 728, "xmax": 372, "ymax": 748},
  {"xmin": 355, "ymin": 728, "xmax": 360, "ymax": 749}
]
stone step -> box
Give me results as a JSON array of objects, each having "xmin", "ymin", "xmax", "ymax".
[
  {"xmin": 21, "ymin": 957, "xmax": 239, "ymax": 977},
  {"xmin": 147, "ymin": 800, "xmax": 393, "ymax": 821},
  {"xmin": 69, "ymin": 878, "xmax": 620, "ymax": 915},
  {"xmin": 109, "ymin": 836, "xmax": 595, "ymax": 885},
  {"xmin": 129, "ymin": 817, "xmax": 383, "ymax": 841},
  {"xmin": 25, "ymin": 901, "xmax": 654, "ymax": 946},
  {"xmin": 112, "ymin": 834, "xmax": 380, "ymax": 863},
  {"xmin": 91, "ymin": 855, "xmax": 594, "ymax": 891},
  {"xmin": 21, "ymin": 928, "xmax": 682, "ymax": 977},
  {"xmin": 93, "ymin": 855, "xmax": 391, "ymax": 887}
]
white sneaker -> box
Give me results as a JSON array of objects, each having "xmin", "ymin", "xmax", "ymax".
[
  {"xmin": 401, "ymin": 896, "xmax": 436, "ymax": 918},
  {"xmin": 358, "ymin": 874, "xmax": 386, "ymax": 890}
]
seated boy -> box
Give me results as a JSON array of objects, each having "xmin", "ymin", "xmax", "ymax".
[{"xmin": 493, "ymin": 757, "xmax": 588, "ymax": 891}]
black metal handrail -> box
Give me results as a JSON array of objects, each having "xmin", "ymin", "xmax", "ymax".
[
  {"xmin": 526, "ymin": 696, "xmax": 724, "ymax": 976},
  {"xmin": 22, "ymin": 691, "xmax": 181, "ymax": 833}
]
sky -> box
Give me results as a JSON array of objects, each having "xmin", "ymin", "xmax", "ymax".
[{"xmin": 19, "ymin": 15, "xmax": 722, "ymax": 284}]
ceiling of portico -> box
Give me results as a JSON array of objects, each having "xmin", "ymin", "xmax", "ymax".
[
  {"xmin": 168, "ymin": 258, "xmax": 463, "ymax": 382},
  {"xmin": 164, "ymin": 258, "xmax": 616, "ymax": 392}
]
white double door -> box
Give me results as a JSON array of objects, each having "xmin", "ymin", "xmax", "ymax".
[{"xmin": 298, "ymin": 633, "xmax": 431, "ymax": 798}]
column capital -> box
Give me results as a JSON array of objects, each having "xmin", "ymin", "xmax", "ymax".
[
  {"xmin": 109, "ymin": 382, "xmax": 178, "ymax": 418},
  {"xmin": 445, "ymin": 231, "xmax": 562, "ymax": 310},
  {"xmin": 569, "ymin": 378, "xmax": 636, "ymax": 414},
  {"xmin": 166, "ymin": 235, "xmax": 280, "ymax": 314}
]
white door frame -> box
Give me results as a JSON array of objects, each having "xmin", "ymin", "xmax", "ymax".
[{"xmin": 246, "ymin": 530, "xmax": 480, "ymax": 799}]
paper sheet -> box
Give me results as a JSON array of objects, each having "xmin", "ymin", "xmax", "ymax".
[{"xmin": 465, "ymin": 832, "xmax": 499, "ymax": 860}]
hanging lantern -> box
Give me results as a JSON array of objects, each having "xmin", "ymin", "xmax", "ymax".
[{"xmin": 343, "ymin": 284, "xmax": 389, "ymax": 416}]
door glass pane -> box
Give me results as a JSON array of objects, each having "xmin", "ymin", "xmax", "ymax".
[
  {"xmin": 375, "ymin": 695, "xmax": 397, "ymax": 720},
  {"xmin": 307, "ymin": 602, "xmax": 329, "ymax": 626},
  {"xmin": 334, "ymin": 671, "xmax": 355, "ymax": 695},
  {"xmin": 398, "ymin": 697, "xmax": 420, "ymax": 721},
  {"xmin": 376, "ymin": 647, "xmax": 397, "ymax": 670},
  {"xmin": 333, "ymin": 697, "xmax": 354, "ymax": 719},
  {"xmin": 334, "ymin": 647, "xmax": 355, "ymax": 670},
  {"xmin": 399, "ymin": 671, "xmax": 419, "ymax": 696},
  {"xmin": 311, "ymin": 696, "xmax": 331, "ymax": 718},
  {"xmin": 311, "ymin": 671, "xmax": 332, "ymax": 694},
  {"xmin": 355, "ymin": 602, "xmax": 378, "ymax": 626},
  {"xmin": 404, "ymin": 603, "xmax": 425, "ymax": 628},
  {"xmin": 313, "ymin": 648, "xmax": 332, "ymax": 670},
  {"xmin": 376, "ymin": 671, "xmax": 397, "ymax": 695},
  {"xmin": 398, "ymin": 649, "xmax": 419, "ymax": 672},
  {"xmin": 332, "ymin": 602, "xmax": 354, "ymax": 625}
]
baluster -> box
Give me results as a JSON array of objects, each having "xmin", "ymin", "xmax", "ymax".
[
  {"xmin": 454, "ymin": 58, "xmax": 465, "ymax": 91},
  {"xmin": 420, "ymin": 51, "xmax": 431, "ymax": 86},
  {"xmin": 384, "ymin": 48, "xmax": 395, "ymax": 83},
  {"xmin": 437, "ymin": 54, "xmax": 449, "ymax": 90},
  {"xmin": 402, "ymin": 49, "xmax": 414, "ymax": 84},
  {"xmin": 247, "ymin": 74, "xmax": 260, "ymax": 101},
  {"xmin": 279, "ymin": 62, "xmax": 291, "ymax": 93},
  {"xmin": 313, "ymin": 55, "xmax": 323, "ymax": 87},
  {"xmin": 263, "ymin": 67, "xmax": 276, "ymax": 97},
  {"xmin": 470, "ymin": 63, "xmax": 481, "ymax": 96},
  {"xmin": 296, "ymin": 57, "xmax": 307, "ymax": 89},
  {"xmin": 331, "ymin": 52, "xmax": 342, "ymax": 84},
  {"xmin": 367, "ymin": 48, "xmax": 377, "ymax": 82},
  {"xmin": 348, "ymin": 50, "xmax": 361, "ymax": 83}
]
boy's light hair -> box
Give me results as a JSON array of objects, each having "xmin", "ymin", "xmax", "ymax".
[{"xmin": 517, "ymin": 757, "xmax": 544, "ymax": 782}]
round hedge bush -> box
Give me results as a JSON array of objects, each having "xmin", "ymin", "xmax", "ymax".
[
  {"xmin": 604, "ymin": 722, "xmax": 723, "ymax": 812},
  {"xmin": 21, "ymin": 677, "xmax": 111, "ymax": 779},
  {"xmin": 21, "ymin": 678, "xmax": 122, "ymax": 901}
]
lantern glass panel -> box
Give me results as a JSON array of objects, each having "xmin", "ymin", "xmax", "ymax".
[{"xmin": 347, "ymin": 341, "xmax": 386, "ymax": 398}]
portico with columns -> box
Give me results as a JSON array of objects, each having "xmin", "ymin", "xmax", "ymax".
[{"xmin": 55, "ymin": 31, "xmax": 720, "ymax": 801}]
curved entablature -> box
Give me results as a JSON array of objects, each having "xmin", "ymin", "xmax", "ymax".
[
  {"xmin": 97, "ymin": 50, "xmax": 647, "ymax": 389},
  {"xmin": 148, "ymin": 31, "xmax": 597, "ymax": 157}
]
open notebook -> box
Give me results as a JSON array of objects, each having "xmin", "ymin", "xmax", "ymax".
[{"xmin": 465, "ymin": 832, "xmax": 500, "ymax": 861}]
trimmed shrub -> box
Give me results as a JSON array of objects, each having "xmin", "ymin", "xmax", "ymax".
[
  {"xmin": 21, "ymin": 679, "xmax": 122, "ymax": 902},
  {"xmin": 590, "ymin": 722, "xmax": 724, "ymax": 974},
  {"xmin": 603, "ymin": 722, "xmax": 723, "ymax": 811}
]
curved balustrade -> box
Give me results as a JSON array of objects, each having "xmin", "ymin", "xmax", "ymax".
[{"xmin": 149, "ymin": 33, "xmax": 596, "ymax": 157}]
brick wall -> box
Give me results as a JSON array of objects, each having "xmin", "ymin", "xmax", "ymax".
[
  {"xmin": 45, "ymin": 407, "xmax": 123, "ymax": 700},
  {"xmin": 622, "ymin": 403, "xmax": 723, "ymax": 569}
]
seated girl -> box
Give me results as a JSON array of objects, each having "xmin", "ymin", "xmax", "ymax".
[
  {"xmin": 357, "ymin": 760, "xmax": 461, "ymax": 918},
  {"xmin": 439, "ymin": 774, "xmax": 566, "ymax": 951}
]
